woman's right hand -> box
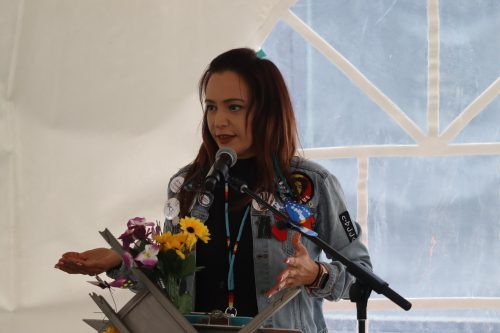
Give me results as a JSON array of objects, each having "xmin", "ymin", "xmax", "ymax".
[{"xmin": 55, "ymin": 248, "xmax": 122, "ymax": 275}]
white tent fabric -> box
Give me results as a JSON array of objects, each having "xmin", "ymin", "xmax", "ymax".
[
  {"xmin": 1, "ymin": 0, "xmax": 499, "ymax": 332},
  {"xmin": 0, "ymin": 1, "xmax": 286, "ymax": 331}
]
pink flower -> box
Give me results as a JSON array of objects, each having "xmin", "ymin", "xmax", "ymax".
[
  {"xmin": 122, "ymin": 251, "xmax": 134, "ymax": 268},
  {"xmin": 126, "ymin": 217, "xmax": 156, "ymax": 241},
  {"xmin": 127, "ymin": 217, "xmax": 146, "ymax": 227},
  {"xmin": 135, "ymin": 244, "xmax": 159, "ymax": 268},
  {"xmin": 119, "ymin": 217, "xmax": 157, "ymax": 249},
  {"xmin": 154, "ymin": 221, "xmax": 162, "ymax": 236},
  {"xmin": 127, "ymin": 217, "xmax": 155, "ymax": 229},
  {"xmin": 109, "ymin": 276, "xmax": 137, "ymax": 288}
]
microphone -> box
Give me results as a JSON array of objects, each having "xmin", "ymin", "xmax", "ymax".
[{"xmin": 204, "ymin": 147, "xmax": 237, "ymax": 192}]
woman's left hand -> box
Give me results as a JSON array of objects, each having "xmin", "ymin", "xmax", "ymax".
[{"xmin": 267, "ymin": 232, "xmax": 319, "ymax": 298}]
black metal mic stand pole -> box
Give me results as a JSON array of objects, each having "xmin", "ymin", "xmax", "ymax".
[{"xmin": 228, "ymin": 176, "xmax": 412, "ymax": 333}]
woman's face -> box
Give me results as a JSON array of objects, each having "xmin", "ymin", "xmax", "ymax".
[{"xmin": 205, "ymin": 71, "xmax": 254, "ymax": 159}]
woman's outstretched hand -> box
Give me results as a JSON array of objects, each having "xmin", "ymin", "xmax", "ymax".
[
  {"xmin": 267, "ymin": 232, "xmax": 319, "ymax": 298},
  {"xmin": 55, "ymin": 248, "xmax": 122, "ymax": 276}
]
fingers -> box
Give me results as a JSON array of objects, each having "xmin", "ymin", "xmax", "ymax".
[
  {"xmin": 268, "ymin": 268, "xmax": 293, "ymax": 297},
  {"xmin": 55, "ymin": 256, "xmax": 106, "ymax": 275},
  {"xmin": 266, "ymin": 283, "xmax": 280, "ymax": 298},
  {"xmin": 55, "ymin": 263, "xmax": 80, "ymax": 274},
  {"xmin": 266, "ymin": 232, "xmax": 319, "ymax": 297},
  {"xmin": 56, "ymin": 257, "xmax": 83, "ymax": 270},
  {"xmin": 291, "ymin": 232, "xmax": 308, "ymax": 256},
  {"xmin": 284, "ymin": 232, "xmax": 309, "ymax": 268},
  {"xmin": 61, "ymin": 252, "xmax": 81, "ymax": 259},
  {"xmin": 55, "ymin": 248, "xmax": 119, "ymax": 276},
  {"xmin": 266, "ymin": 270, "xmax": 290, "ymax": 298}
]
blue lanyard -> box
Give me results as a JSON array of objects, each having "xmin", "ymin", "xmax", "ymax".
[{"xmin": 224, "ymin": 181, "xmax": 250, "ymax": 316}]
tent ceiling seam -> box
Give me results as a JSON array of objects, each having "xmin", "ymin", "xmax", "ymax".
[
  {"xmin": 6, "ymin": 0, "xmax": 25, "ymax": 100},
  {"xmin": 323, "ymin": 297, "xmax": 500, "ymax": 311},
  {"xmin": 427, "ymin": 0, "xmax": 440, "ymax": 137},
  {"xmin": 247, "ymin": 0, "xmax": 297, "ymax": 48},
  {"xmin": 303, "ymin": 142, "xmax": 500, "ymax": 159},
  {"xmin": 356, "ymin": 157, "xmax": 369, "ymax": 246},
  {"xmin": 440, "ymin": 78, "xmax": 500, "ymax": 142}
]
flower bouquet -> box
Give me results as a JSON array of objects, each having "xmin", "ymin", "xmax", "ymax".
[{"xmin": 111, "ymin": 216, "xmax": 210, "ymax": 314}]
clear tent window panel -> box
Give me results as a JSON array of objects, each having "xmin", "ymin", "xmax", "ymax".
[
  {"xmin": 289, "ymin": 0, "xmax": 429, "ymax": 133},
  {"xmin": 261, "ymin": 0, "xmax": 500, "ymax": 331},
  {"xmin": 439, "ymin": 0, "xmax": 500, "ymax": 131},
  {"xmin": 368, "ymin": 155, "xmax": 500, "ymax": 298}
]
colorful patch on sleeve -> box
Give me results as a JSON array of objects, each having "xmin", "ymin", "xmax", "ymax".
[
  {"xmin": 291, "ymin": 172, "xmax": 314, "ymax": 204},
  {"xmin": 339, "ymin": 211, "xmax": 358, "ymax": 242}
]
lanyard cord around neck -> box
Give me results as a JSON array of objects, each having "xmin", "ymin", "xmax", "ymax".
[
  {"xmin": 272, "ymin": 155, "xmax": 294, "ymax": 199},
  {"xmin": 224, "ymin": 181, "xmax": 250, "ymax": 317}
]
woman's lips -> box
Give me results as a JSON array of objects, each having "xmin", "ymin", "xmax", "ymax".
[{"xmin": 217, "ymin": 134, "xmax": 235, "ymax": 145}]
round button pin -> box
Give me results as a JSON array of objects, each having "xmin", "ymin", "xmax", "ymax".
[
  {"xmin": 169, "ymin": 176, "xmax": 185, "ymax": 194},
  {"xmin": 164, "ymin": 197, "xmax": 180, "ymax": 220}
]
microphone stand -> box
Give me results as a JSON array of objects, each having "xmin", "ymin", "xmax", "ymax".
[{"xmin": 228, "ymin": 176, "xmax": 411, "ymax": 333}]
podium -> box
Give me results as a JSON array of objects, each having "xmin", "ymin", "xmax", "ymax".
[{"xmin": 83, "ymin": 229, "xmax": 302, "ymax": 333}]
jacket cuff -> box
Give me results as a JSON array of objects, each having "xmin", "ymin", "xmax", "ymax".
[
  {"xmin": 105, "ymin": 261, "xmax": 127, "ymax": 280},
  {"xmin": 306, "ymin": 261, "xmax": 340, "ymax": 299}
]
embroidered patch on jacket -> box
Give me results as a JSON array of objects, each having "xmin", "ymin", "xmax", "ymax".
[
  {"xmin": 272, "ymin": 224, "xmax": 288, "ymax": 241},
  {"xmin": 283, "ymin": 198, "xmax": 315, "ymax": 230},
  {"xmin": 339, "ymin": 211, "xmax": 358, "ymax": 242},
  {"xmin": 252, "ymin": 191, "xmax": 276, "ymax": 212},
  {"xmin": 291, "ymin": 172, "xmax": 314, "ymax": 204},
  {"xmin": 271, "ymin": 215, "xmax": 288, "ymax": 241}
]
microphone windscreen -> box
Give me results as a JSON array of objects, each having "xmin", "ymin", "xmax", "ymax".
[{"xmin": 215, "ymin": 147, "xmax": 237, "ymax": 167}]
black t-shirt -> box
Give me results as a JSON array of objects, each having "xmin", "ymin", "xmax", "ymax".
[{"xmin": 194, "ymin": 158, "xmax": 259, "ymax": 317}]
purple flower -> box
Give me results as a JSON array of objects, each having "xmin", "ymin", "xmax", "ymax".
[
  {"xmin": 109, "ymin": 276, "xmax": 137, "ymax": 289},
  {"xmin": 118, "ymin": 229, "xmax": 135, "ymax": 250},
  {"xmin": 122, "ymin": 251, "xmax": 134, "ymax": 268},
  {"xmin": 124, "ymin": 217, "xmax": 156, "ymax": 242},
  {"xmin": 135, "ymin": 244, "xmax": 159, "ymax": 268},
  {"xmin": 127, "ymin": 217, "xmax": 155, "ymax": 229},
  {"xmin": 127, "ymin": 217, "xmax": 146, "ymax": 227},
  {"xmin": 154, "ymin": 221, "xmax": 162, "ymax": 236},
  {"xmin": 132, "ymin": 225, "xmax": 147, "ymax": 240}
]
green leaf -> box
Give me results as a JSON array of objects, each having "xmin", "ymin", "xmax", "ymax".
[
  {"xmin": 156, "ymin": 260, "xmax": 165, "ymax": 275},
  {"xmin": 179, "ymin": 254, "xmax": 196, "ymax": 278},
  {"xmin": 159, "ymin": 250, "xmax": 182, "ymax": 274}
]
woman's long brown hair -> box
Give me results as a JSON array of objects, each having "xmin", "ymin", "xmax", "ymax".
[{"xmin": 179, "ymin": 48, "xmax": 298, "ymax": 216}]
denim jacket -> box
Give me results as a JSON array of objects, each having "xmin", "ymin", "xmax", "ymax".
[{"xmin": 165, "ymin": 157, "xmax": 372, "ymax": 333}]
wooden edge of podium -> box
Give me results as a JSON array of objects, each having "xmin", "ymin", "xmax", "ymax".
[
  {"xmin": 88, "ymin": 292, "xmax": 132, "ymax": 333},
  {"xmin": 238, "ymin": 288, "xmax": 301, "ymax": 333}
]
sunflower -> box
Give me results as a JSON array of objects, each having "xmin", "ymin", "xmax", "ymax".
[
  {"xmin": 154, "ymin": 231, "xmax": 182, "ymax": 252},
  {"xmin": 175, "ymin": 248, "xmax": 186, "ymax": 260},
  {"xmin": 103, "ymin": 325, "xmax": 120, "ymax": 333},
  {"xmin": 184, "ymin": 232, "xmax": 197, "ymax": 251},
  {"xmin": 179, "ymin": 216, "xmax": 211, "ymax": 243}
]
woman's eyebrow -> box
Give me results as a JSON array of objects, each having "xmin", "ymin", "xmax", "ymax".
[{"xmin": 205, "ymin": 98, "xmax": 245, "ymax": 104}]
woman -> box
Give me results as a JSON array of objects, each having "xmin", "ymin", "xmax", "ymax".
[{"xmin": 56, "ymin": 48, "xmax": 372, "ymax": 333}]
